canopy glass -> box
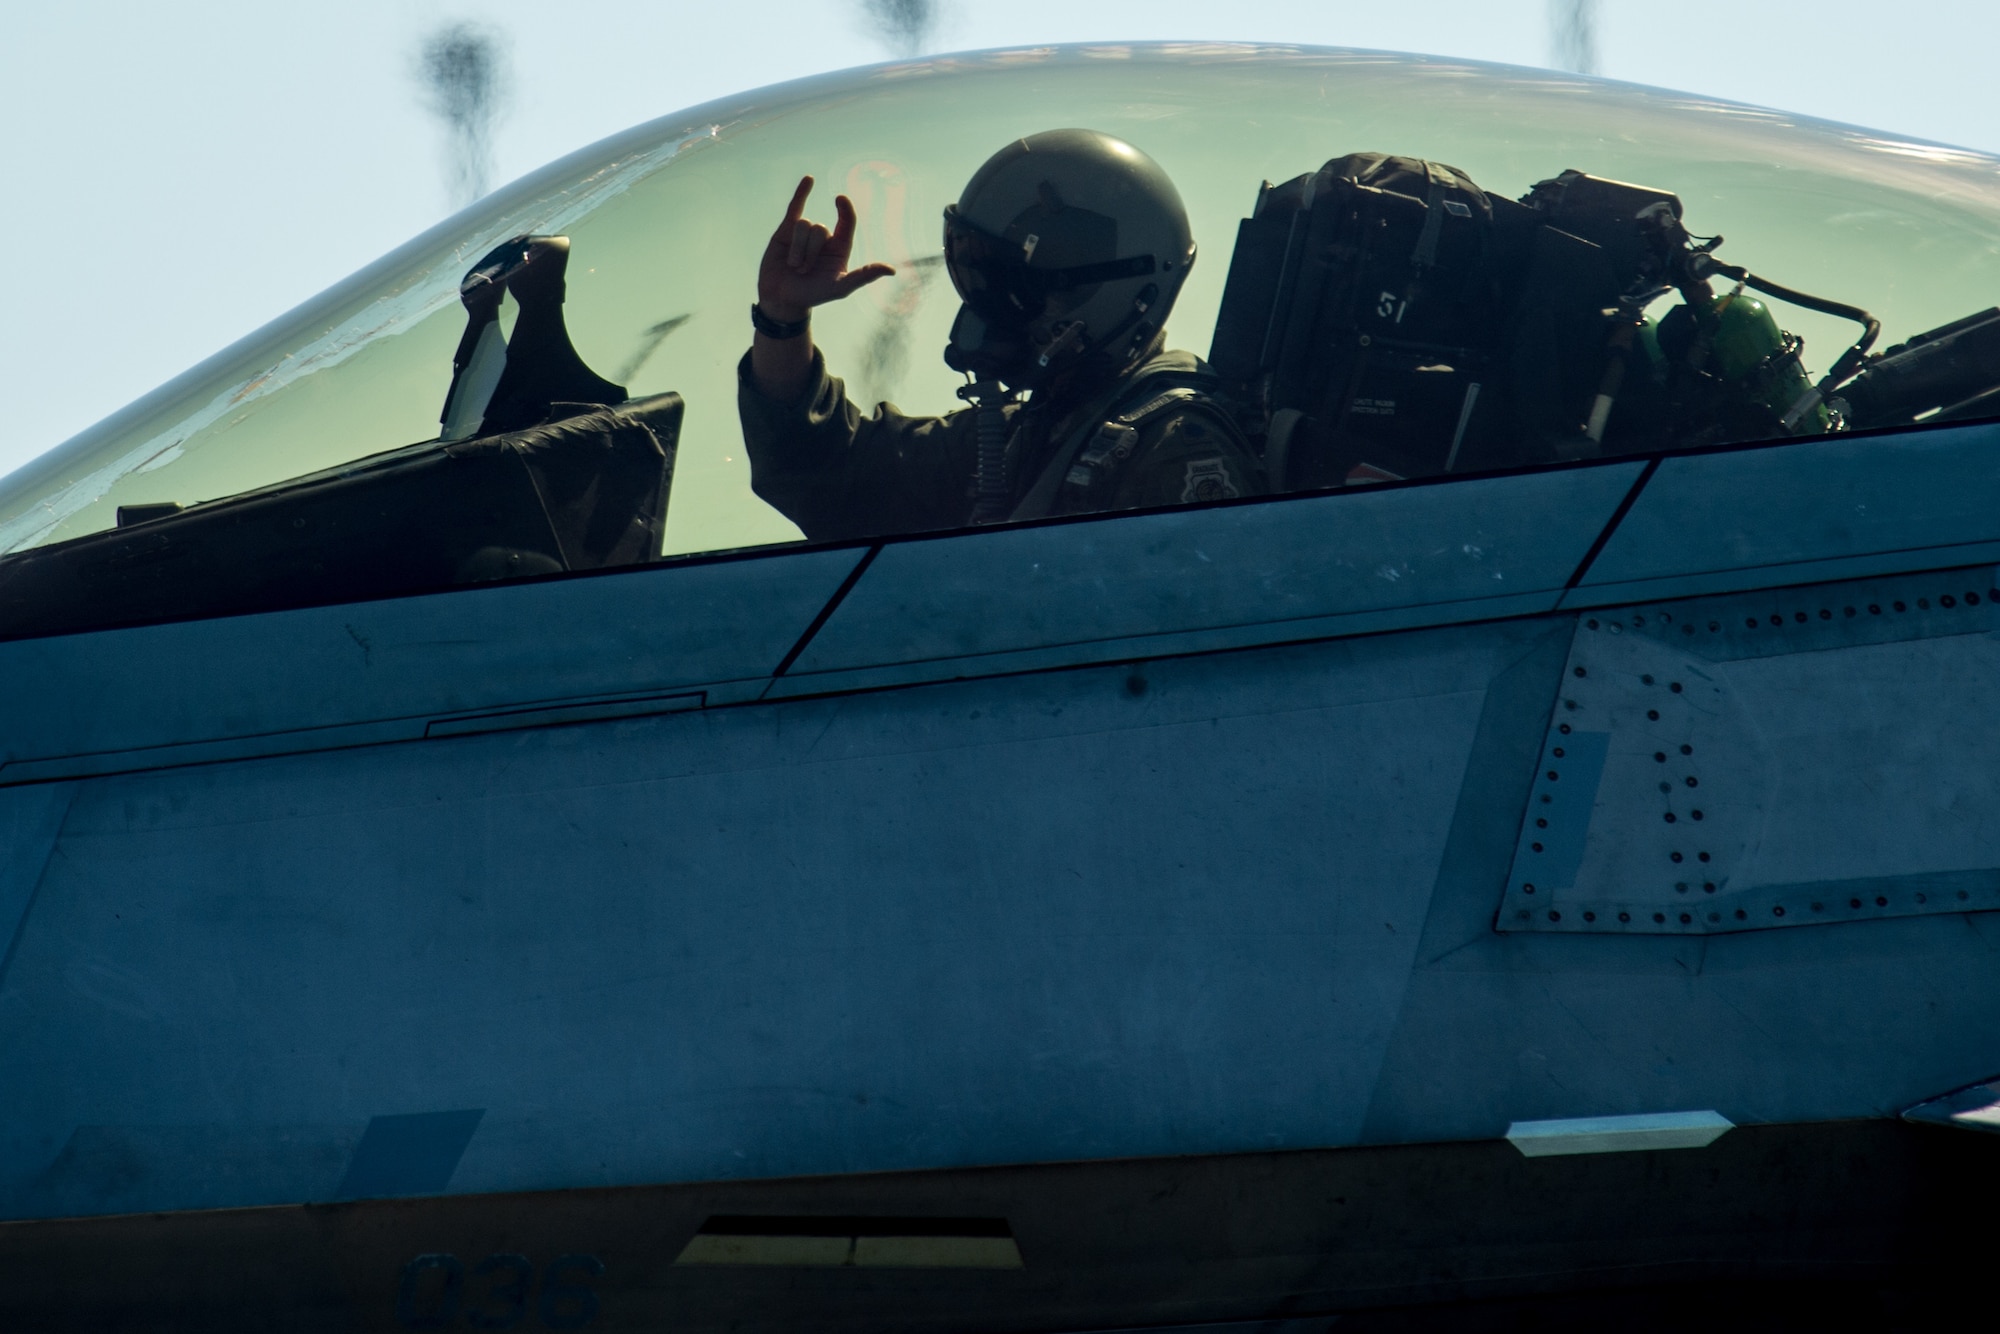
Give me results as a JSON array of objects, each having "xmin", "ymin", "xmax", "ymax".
[{"xmin": 4, "ymin": 43, "xmax": 1997, "ymax": 561}]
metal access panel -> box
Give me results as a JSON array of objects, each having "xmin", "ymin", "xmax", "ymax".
[{"xmin": 1502, "ymin": 565, "xmax": 2000, "ymax": 933}]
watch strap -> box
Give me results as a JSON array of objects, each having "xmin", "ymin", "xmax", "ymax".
[{"xmin": 751, "ymin": 303, "xmax": 810, "ymax": 339}]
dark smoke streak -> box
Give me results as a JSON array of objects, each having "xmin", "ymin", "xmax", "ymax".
[
  {"xmin": 860, "ymin": 0, "xmax": 942, "ymax": 59},
  {"xmin": 418, "ymin": 22, "xmax": 510, "ymax": 210},
  {"xmin": 1550, "ymin": 0, "xmax": 1599, "ymax": 75},
  {"xmin": 617, "ymin": 315, "xmax": 693, "ymax": 386},
  {"xmin": 858, "ymin": 255, "xmax": 943, "ymax": 406}
]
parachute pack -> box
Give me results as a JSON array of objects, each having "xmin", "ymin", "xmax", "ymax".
[{"xmin": 1205, "ymin": 153, "xmax": 1936, "ymax": 489}]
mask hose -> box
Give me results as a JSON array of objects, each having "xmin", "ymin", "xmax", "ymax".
[{"xmin": 959, "ymin": 378, "xmax": 1017, "ymax": 523}]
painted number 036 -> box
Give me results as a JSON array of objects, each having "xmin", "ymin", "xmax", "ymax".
[{"xmin": 395, "ymin": 1252, "xmax": 604, "ymax": 1330}]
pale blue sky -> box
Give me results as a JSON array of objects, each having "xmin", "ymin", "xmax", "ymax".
[{"xmin": 3, "ymin": 0, "xmax": 1993, "ymax": 479}]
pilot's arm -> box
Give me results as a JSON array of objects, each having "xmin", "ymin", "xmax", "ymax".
[
  {"xmin": 740, "ymin": 177, "xmax": 991, "ymax": 541},
  {"xmin": 739, "ymin": 349, "xmax": 990, "ymax": 541},
  {"xmin": 745, "ymin": 177, "xmax": 893, "ymax": 413}
]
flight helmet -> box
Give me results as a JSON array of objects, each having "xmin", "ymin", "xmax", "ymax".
[{"xmin": 942, "ymin": 129, "xmax": 1196, "ymax": 387}]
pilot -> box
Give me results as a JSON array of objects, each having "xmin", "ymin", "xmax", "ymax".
[{"xmin": 738, "ymin": 129, "xmax": 1264, "ymax": 541}]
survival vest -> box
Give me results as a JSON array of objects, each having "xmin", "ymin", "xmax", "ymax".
[{"xmin": 1010, "ymin": 351, "xmax": 1250, "ymax": 521}]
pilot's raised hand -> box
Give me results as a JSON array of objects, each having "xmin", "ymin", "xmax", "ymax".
[{"xmin": 757, "ymin": 176, "xmax": 896, "ymax": 324}]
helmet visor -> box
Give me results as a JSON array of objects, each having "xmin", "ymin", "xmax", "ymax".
[{"xmin": 942, "ymin": 205, "xmax": 1156, "ymax": 327}]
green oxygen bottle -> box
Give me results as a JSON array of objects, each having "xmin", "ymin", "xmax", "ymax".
[{"xmin": 1696, "ymin": 286, "xmax": 1830, "ymax": 432}]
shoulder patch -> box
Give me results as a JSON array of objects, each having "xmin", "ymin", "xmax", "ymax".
[{"xmin": 1180, "ymin": 456, "xmax": 1241, "ymax": 504}]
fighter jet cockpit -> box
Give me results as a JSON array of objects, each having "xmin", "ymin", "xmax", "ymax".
[{"xmin": 2, "ymin": 44, "xmax": 1998, "ymax": 640}]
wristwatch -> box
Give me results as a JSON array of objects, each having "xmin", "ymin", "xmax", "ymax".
[{"xmin": 751, "ymin": 303, "xmax": 810, "ymax": 340}]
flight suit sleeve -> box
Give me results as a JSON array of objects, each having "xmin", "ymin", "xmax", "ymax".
[
  {"xmin": 1100, "ymin": 402, "xmax": 1267, "ymax": 512},
  {"xmin": 737, "ymin": 349, "xmax": 976, "ymax": 542}
]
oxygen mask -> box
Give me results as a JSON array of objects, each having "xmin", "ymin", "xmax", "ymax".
[{"xmin": 942, "ymin": 304, "xmax": 1037, "ymax": 384}]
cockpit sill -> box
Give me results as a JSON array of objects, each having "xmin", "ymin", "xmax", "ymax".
[
  {"xmin": 1, "ymin": 409, "xmax": 1997, "ymax": 794},
  {"xmin": 0, "ymin": 404, "xmax": 1991, "ymax": 647}
]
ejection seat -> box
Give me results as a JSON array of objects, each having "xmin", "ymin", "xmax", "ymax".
[{"xmin": 0, "ymin": 237, "xmax": 681, "ymax": 641}]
